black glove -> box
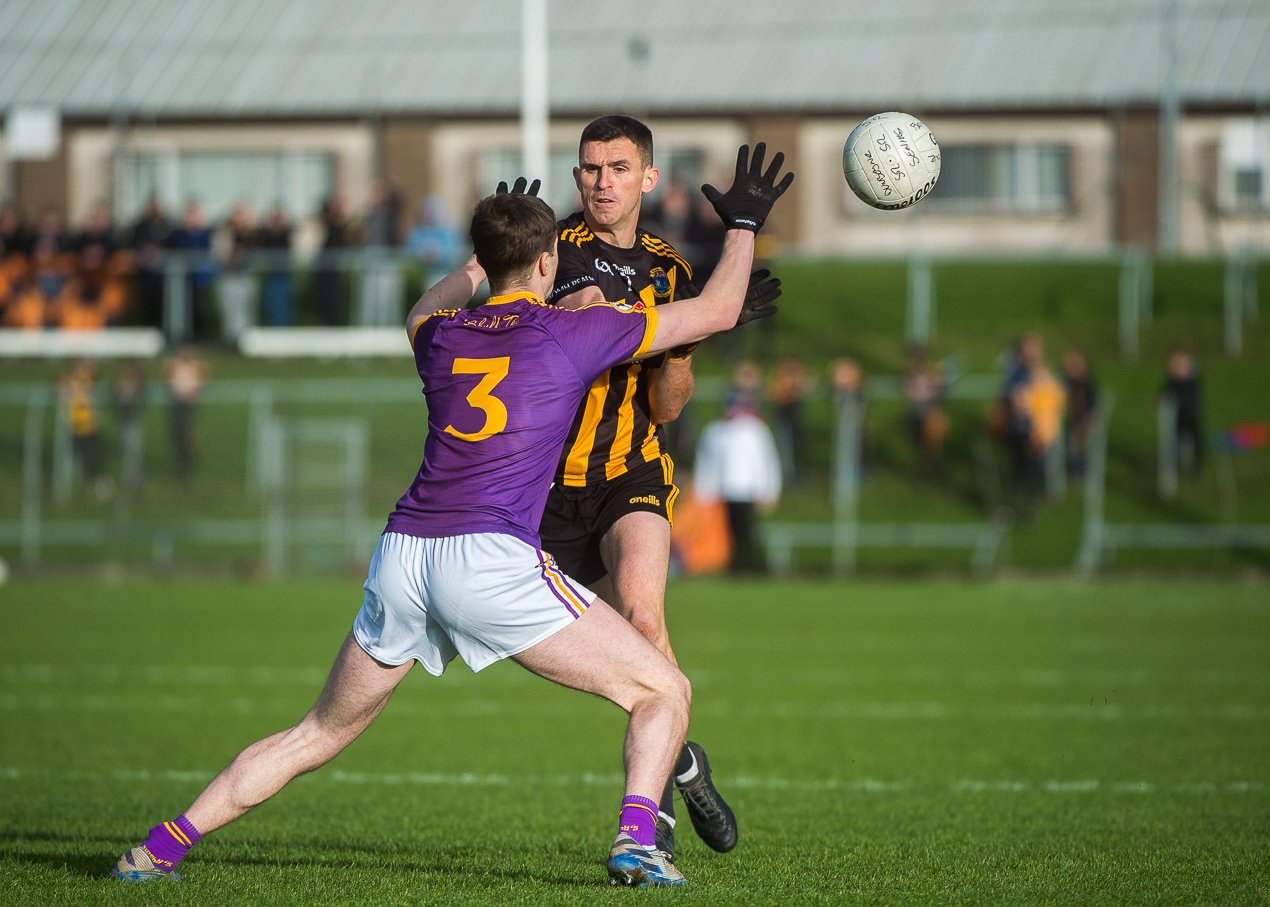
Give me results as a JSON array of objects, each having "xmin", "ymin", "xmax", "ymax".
[
  {"xmin": 736, "ymin": 268, "xmax": 782, "ymax": 326},
  {"xmin": 670, "ymin": 268, "xmax": 783, "ymax": 356},
  {"xmin": 701, "ymin": 143, "xmax": 795, "ymax": 232},
  {"xmin": 495, "ymin": 177, "xmax": 541, "ymax": 196}
]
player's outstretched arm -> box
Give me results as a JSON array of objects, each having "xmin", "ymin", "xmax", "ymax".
[
  {"xmin": 403, "ymin": 176, "xmax": 542, "ymax": 338},
  {"xmin": 647, "ymin": 143, "xmax": 794, "ymax": 355},
  {"xmin": 405, "ymin": 254, "xmax": 486, "ymax": 339}
]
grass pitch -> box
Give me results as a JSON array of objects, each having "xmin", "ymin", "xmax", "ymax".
[{"xmin": 1, "ymin": 576, "xmax": 1267, "ymax": 905}]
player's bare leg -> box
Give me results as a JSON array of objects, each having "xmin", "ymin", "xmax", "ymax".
[
  {"xmin": 597, "ymin": 510, "xmax": 739, "ymax": 858},
  {"xmin": 595, "ymin": 511, "xmax": 677, "ymax": 664},
  {"xmin": 186, "ymin": 632, "xmax": 413, "ymax": 832},
  {"xmin": 512, "ymin": 597, "xmax": 690, "ymax": 887},
  {"xmin": 513, "ymin": 596, "xmax": 689, "ymax": 801},
  {"xmin": 113, "ymin": 633, "xmax": 413, "ymax": 881}
]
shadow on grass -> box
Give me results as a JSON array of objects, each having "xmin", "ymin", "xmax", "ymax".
[{"xmin": 0, "ymin": 831, "xmax": 600, "ymax": 888}]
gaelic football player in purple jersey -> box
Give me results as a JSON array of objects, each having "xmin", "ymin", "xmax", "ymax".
[{"xmin": 112, "ymin": 146, "xmax": 792, "ymax": 890}]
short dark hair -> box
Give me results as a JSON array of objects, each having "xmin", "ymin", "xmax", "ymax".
[
  {"xmin": 579, "ymin": 115, "xmax": 654, "ymax": 168},
  {"xmin": 469, "ymin": 193, "xmax": 557, "ymax": 286}
]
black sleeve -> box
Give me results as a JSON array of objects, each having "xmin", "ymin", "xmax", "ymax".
[{"xmin": 547, "ymin": 239, "xmax": 596, "ymax": 305}]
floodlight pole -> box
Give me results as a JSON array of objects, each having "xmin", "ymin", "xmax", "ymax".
[
  {"xmin": 521, "ymin": 0, "xmax": 549, "ymax": 200},
  {"xmin": 1157, "ymin": 0, "xmax": 1179, "ymax": 255}
]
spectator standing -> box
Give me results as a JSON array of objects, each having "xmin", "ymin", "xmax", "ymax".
[
  {"xmin": 313, "ymin": 194, "xmax": 352, "ymax": 325},
  {"xmin": 31, "ymin": 205, "xmax": 68, "ymax": 263},
  {"xmin": 999, "ymin": 331, "xmax": 1066, "ymax": 518},
  {"xmin": 1159, "ymin": 347, "xmax": 1205, "ymax": 476},
  {"xmin": 1, "ymin": 204, "xmax": 32, "ymax": 309},
  {"xmin": 901, "ymin": 345, "xmax": 949, "ymax": 481},
  {"xmin": 217, "ymin": 201, "xmax": 259, "ymax": 344},
  {"xmin": 406, "ymin": 195, "xmax": 464, "ymax": 287},
  {"xmin": 693, "ymin": 394, "xmax": 783, "ymax": 573},
  {"xmin": 1, "ymin": 202, "xmax": 33, "ymax": 263},
  {"xmin": 129, "ymin": 196, "xmax": 172, "ymax": 330},
  {"xmin": 767, "ymin": 355, "xmax": 810, "ymax": 486},
  {"xmin": 1061, "ymin": 348, "xmax": 1100, "ymax": 479},
  {"xmin": 643, "ymin": 175, "xmax": 695, "ymax": 249},
  {"xmin": 829, "ymin": 356, "xmax": 868, "ymax": 481},
  {"xmin": 169, "ymin": 200, "xmax": 216, "ymax": 340},
  {"xmin": 358, "ymin": 179, "xmax": 404, "ymax": 325},
  {"xmin": 59, "ymin": 358, "xmax": 111, "ymax": 501},
  {"xmin": 73, "ymin": 201, "xmax": 119, "ymax": 258},
  {"xmin": 728, "ymin": 358, "xmax": 764, "ymax": 410},
  {"xmin": 361, "ymin": 178, "xmax": 402, "ymax": 249},
  {"xmin": 163, "ymin": 344, "xmax": 210, "ymax": 486},
  {"xmin": 258, "ymin": 204, "xmax": 295, "ymax": 327},
  {"xmin": 113, "ymin": 361, "xmax": 148, "ymax": 496}
]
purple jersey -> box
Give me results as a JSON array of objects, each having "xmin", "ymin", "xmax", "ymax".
[{"xmin": 385, "ymin": 292, "xmax": 657, "ymax": 546}]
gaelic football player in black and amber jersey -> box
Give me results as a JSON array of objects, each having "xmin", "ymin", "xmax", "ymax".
[{"xmin": 541, "ymin": 116, "xmax": 788, "ymax": 862}]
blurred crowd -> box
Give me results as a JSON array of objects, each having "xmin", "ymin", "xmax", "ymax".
[
  {"xmin": 0, "ymin": 182, "xmax": 465, "ymax": 337},
  {"xmin": 54, "ymin": 346, "xmax": 211, "ymax": 503},
  {"xmin": 1, "ymin": 201, "xmax": 133, "ymax": 331},
  {"xmin": 671, "ymin": 332, "xmax": 1215, "ymax": 572}
]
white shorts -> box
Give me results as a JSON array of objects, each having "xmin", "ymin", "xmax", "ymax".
[{"xmin": 352, "ymin": 531, "xmax": 595, "ymax": 675}]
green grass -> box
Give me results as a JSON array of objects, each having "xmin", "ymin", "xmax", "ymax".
[{"xmin": 2, "ymin": 576, "xmax": 1267, "ymax": 904}]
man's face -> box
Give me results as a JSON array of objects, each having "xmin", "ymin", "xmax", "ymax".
[{"xmin": 573, "ymin": 138, "xmax": 658, "ymax": 234}]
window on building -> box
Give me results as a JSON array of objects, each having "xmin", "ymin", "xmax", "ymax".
[
  {"xmin": 1221, "ymin": 119, "xmax": 1270, "ymax": 212},
  {"xmin": 927, "ymin": 143, "xmax": 1070, "ymax": 213},
  {"xmin": 116, "ymin": 150, "xmax": 334, "ymax": 222}
]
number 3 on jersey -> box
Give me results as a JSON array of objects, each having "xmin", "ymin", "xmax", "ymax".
[{"xmin": 445, "ymin": 357, "xmax": 510, "ymax": 441}]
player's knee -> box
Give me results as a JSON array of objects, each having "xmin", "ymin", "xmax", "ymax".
[
  {"xmin": 653, "ymin": 664, "xmax": 692, "ymax": 723},
  {"xmin": 293, "ymin": 712, "xmax": 360, "ymax": 765},
  {"xmin": 677, "ymin": 669, "xmax": 693, "ymax": 715}
]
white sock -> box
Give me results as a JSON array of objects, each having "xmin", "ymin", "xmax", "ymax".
[{"xmin": 675, "ymin": 748, "xmax": 700, "ymax": 785}]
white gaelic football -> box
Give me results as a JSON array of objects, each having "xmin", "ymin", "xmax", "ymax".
[{"xmin": 842, "ymin": 112, "xmax": 941, "ymax": 210}]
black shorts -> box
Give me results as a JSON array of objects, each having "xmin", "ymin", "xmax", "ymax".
[{"xmin": 538, "ymin": 458, "xmax": 678, "ymax": 586}]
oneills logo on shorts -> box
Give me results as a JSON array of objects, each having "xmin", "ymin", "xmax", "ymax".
[{"xmin": 629, "ymin": 494, "xmax": 661, "ymax": 506}]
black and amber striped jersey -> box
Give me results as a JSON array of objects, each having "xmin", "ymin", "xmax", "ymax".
[{"xmin": 546, "ymin": 212, "xmax": 698, "ymax": 488}]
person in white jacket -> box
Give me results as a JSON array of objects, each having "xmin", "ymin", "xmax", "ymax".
[{"xmin": 692, "ymin": 393, "xmax": 783, "ymax": 573}]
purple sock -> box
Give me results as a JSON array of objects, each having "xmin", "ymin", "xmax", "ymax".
[
  {"xmin": 140, "ymin": 814, "xmax": 202, "ymax": 871},
  {"xmin": 617, "ymin": 795, "xmax": 659, "ymax": 848}
]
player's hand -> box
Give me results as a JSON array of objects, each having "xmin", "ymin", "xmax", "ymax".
[
  {"xmin": 701, "ymin": 143, "xmax": 795, "ymax": 232},
  {"xmin": 736, "ymin": 268, "xmax": 782, "ymax": 326},
  {"xmin": 496, "ymin": 177, "xmax": 541, "ymax": 197}
]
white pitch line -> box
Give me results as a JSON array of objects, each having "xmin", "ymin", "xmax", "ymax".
[
  {"xmin": 4, "ymin": 692, "xmax": 1268, "ymax": 722},
  {"xmin": 3, "ymin": 663, "xmax": 1262, "ymax": 689},
  {"xmin": 0, "ymin": 766, "xmax": 1263, "ymax": 795}
]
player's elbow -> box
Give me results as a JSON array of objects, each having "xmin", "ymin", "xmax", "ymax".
[
  {"xmin": 651, "ymin": 395, "xmax": 693, "ymax": 426},
  {"xmin": 651, "ymin": 397, "xmax": 688, "ymax": 425}
]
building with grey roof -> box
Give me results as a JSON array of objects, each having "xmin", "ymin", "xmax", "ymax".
[{"xmin": 2, "ymin": 0, "xmax": 1268, "ymax": 256}]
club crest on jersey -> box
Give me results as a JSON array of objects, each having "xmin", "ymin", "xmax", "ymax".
[
  {"xmin": 650, "ymin": 268, "xmax": 671, "ymax": 301},
  {"xmin": 612, "ymin": 299, "xmax": 648, "ymax": 312}
]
